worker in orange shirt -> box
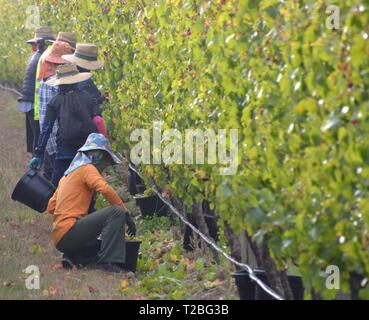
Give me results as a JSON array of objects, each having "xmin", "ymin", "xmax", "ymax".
[{"xmin": 47, "ymin": 133, "xmax": 136, "ymax": 273}]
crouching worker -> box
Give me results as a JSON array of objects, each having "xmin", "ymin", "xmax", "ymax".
[{"xmin": 47, "ymin": 133, "xmax": 136, "ymax": 274}]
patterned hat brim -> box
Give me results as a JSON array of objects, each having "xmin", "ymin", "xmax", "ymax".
[{"xmin": 78, "ymin": 145, "xmax": 122, "ymax": 165}]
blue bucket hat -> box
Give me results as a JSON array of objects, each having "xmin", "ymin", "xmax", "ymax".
[{"xmin": 64, "ymin": 133, "xmax": 121, "ymax": 176}]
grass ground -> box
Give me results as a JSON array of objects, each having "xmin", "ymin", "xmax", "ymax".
[{"xmin": 0, "ymin": 89, "xmax": 238, "ymax": 300}]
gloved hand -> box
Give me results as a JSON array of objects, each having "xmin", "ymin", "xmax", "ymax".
[
  {"xmin": 125, "ymin": 212, "xmax": 136, "ymax": 237},
  {"xmin": 29, "ymin": 156, "xmax": 43, "ymax": 170}
]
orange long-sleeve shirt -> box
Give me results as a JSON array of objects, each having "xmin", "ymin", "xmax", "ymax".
[{"xmin": 47, "ymin": 164, "xmax": 127, "ymax": 246}]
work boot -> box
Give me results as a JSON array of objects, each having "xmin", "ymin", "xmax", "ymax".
[
  {"xmin": 61, "ymin": 255, "xmax": 77, "ymax": 270},
  {"xmin": 98, "ymin": 263, "xmax": 129, "ymax": 274},
  {"xmin": 61, "ymin": 254, "xmax": 84, "ymax": 269}
]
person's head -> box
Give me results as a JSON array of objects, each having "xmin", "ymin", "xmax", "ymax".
[
  {"xmin": 44, "ymin": 41, "xmax": 73, "ymax": 64},
  {"xmin": 36, "ymin": 39, "xmax": 47, "ymax": 52},
  {"xmin": 63, "ymin": 133, "xmax": 122, "ymax": 177},
  {"xmin": 39, "ymin": 41, "xmax": 73, "ymax": 81},
  {"xmin": 80, "ymin": 133, "xmax": 122, "ymax": 171},
  {"xmin": 29, "ymin": 42, "xmax": 37, "ymax": 53},
  {"xmin": 27, "ymin": 26, "xmax": 55, "ymax": 52},
  {"xmin": 85, "ymin": 150, "xmax": 113, "ymax": 173}
]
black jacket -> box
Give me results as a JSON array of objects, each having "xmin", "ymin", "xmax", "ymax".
[
  {"xmin": 78, "ymin": 79, "xmax": 103, "ymax": 107},
  {"xmin": 18, "ymin": 51, "xmax": 42, "ymax": 103},
  {"xmin": 35, "ymin": 86, "xmax": 99, "ymax": 159}
]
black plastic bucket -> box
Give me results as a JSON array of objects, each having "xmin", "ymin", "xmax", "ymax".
[
  {"xmin": 285, "ymin": 274, "xmax": 304, "ymax": 300},
  {"xmin": 128, "ymin": 166, "xmax": 145, "ymax": 195},
  {"xmin": 232, "ymin": 269, "xmax": 266, "ymax": 300},
  {"xmin": 232, "ymin": 269, "xmax": 304, "ymax": 300},
  {"xmin": 232, "ymin": 271, "xmax": 256, "ymax": 300},
  {"xmin": 11, "ymin": 169, "xmax": 56, "ymax": 213},
  {"xmin": 136, "ymin": 184, "xmax": 146, "ymax": 194},
  {"xmin": 135, "ymin": 195, "xmax": 167, "ymax": 217},
  {"xmin": 123, "ymin": 240, "xmax": 141, "ymax": 272}
]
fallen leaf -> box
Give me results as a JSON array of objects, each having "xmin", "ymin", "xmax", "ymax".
[
  {"xmin": 52, "ymin": 263, "xmax": 64, "ymax": 271},
  {"xmin": 63, "ymin": 271, "xmax": 75, "ymax": 281},
  {"xmin": 154, "ymin": 258, "xmax": 161, "ymax": 266},
  {"xmin": 30, "ymin": 244, "xmax": 44, "ymax": 254},
  {"xmin": 183, "ymin": 258, "xmax": 195, "ymax": 272},
  {"xmin": 87, "ymin": 285, "xmax": 98, "ymax": 294},
  {"xmin": 3, "ymin": 280, "xmax": 15, "ymax": 287},
  {"xmin": 8, "ymin": 220, "xmax": 20, "ymax": 228},
  {"xmin": 18, "ymin": 274, "xmax": 28, "ymax": 280},
  {"xmin": 43, "ymin": 286, "xmax": 59, "ymax": 297},
  {"xmin": 48, "ymin": 286, "xmax": 59, "ymax": 296},
  {"xmin": 205, "ymin": 278, "xmax": 223, "ymax": 289},
  {"xmin": 120, "ymin": 279, "xmax": 129, "ymax": 290},
  {"xmin": 195, "ymin": 169, "xmax": 206, "ymax": 179},
  {"xmin": 169, "ymin": 254, "xmax": 179, "ymax": 263}
]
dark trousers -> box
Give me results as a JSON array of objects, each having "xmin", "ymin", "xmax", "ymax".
[
  {"xmin": 52, "ymin": 158, "xmax": 72, "ymax": 187},
  {"xmin": 25, "ymin": 110, "xmax": 40, "ymax": 154},
  {"xmin": 56, "ymin": 205, "xmax": 127, "ymax": 265},
  {"xmin": 43, "ymin": 152, "xmax": 56, "ymax": 182},
  {"xmin": 26, "ymin": 114, "xmax": 33, "ymax": 154}
]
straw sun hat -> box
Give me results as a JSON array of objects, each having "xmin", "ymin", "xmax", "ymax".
[
  {"xmin": 62, "ymin": 43, "xmax": 104, "ymax": 70},
  {"xmin": 46, "ymin": 63, "xmax": 91, "ymax": 86},
  {"xmin": 44, "ymin": 41, "xmax": 73, "ymax": 64},
  {"xmin": 47, "ymin": 32, "xmax": 77, "ymax": 49},
  {"xmin": 26, "ymin": 26, "xmax": 55, "ymax": 43}
]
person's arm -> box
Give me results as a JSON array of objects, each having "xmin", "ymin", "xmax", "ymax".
[
  {"xmin": 92, "ymin": 115, "xmax": 108, "ymax": 138},
  {"xmin": 29, "ymin": 100, "xmax": 57, "ymax": 169},
  {"xmin": 33, "ymin": 101, "xmax": 57, "ymax": 157},
  {"xmin": 86, "ymin": 81, "xmax": 103, "ymax": 107},
  {"xmin": 83, "ymin": 165, "xmax": 128, "ymax": 211},
  {"xmin": 47, "ymin": 189, "xmax": 58, "ymax": 214}
]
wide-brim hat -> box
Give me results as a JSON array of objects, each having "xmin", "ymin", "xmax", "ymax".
[
  {"xmin": 62, "ymin": 43, "xmax": 104, "ymax": 70},
  {"xmin": 47, "ymin": 32, "xmax": 77, "ymax": 49},
  {"xmin": 78, "ymin": 133, "xmax": 122, "ymax": 165},
  {"xmin": 46, "ymin": 63, "xmax": 91, "ymax": 86},
  {"xmin": 26, "ymin": 26, "xmax": 55, "ymax": 43},
  {"xmin": 44, "ymin": 41, "xmax": 73, "ymax": 64}
]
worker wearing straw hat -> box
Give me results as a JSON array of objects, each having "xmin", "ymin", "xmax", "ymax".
[
  {"xmin": 26, "ymin": 26, "xmax": 55, "ymax": 44},
  {"xmin": 29, "ymin": 63, "xmax": 100, "ymax": 187},
  {"xmin": 37, "ymin": 41, "xmax": 73, "ymax": 181},
  {"xmin": 63, "ymin": 43, "xmax": 108, "ymax": 138},
  {"xmin": 34, "ymin": 32, "xmax": 78, "ymax": 122},
  {"xmin": 19, "ymin": 26, "xmax": 55, "ymax": 154},
  {"xmin": 63, "ymin": 44, "xmax": 104, "ymax": 102}
]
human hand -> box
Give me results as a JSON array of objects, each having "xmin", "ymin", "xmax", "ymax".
[{"xmin": 29, "ymin": 156, "xmax": 43, "ymax": 170}]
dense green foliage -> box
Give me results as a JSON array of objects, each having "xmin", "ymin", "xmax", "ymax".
[{"xmin": 1, "ymin": 0, "xmax": 368, "ymax": 298}]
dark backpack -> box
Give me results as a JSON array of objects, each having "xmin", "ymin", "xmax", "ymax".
[{"xmin": 58, "ymin": 90, "xmax": 98, "ymax": 148}]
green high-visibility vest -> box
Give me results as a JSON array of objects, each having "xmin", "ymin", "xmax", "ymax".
[{"xmin": 33, "ymin": 60, "xmax": 41, "ymax": 120}]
